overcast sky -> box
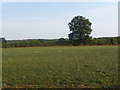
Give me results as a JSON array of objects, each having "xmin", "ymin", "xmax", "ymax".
[{"xmin": 1, "ymin": 2, "xmax": 118, "ymax": 40}]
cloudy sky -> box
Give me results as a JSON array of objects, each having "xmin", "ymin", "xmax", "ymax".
[{"xmin": 1, "ymin": 2, "xmax": 118, "ymax": 40}]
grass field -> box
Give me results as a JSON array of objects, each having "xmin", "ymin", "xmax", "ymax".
[{"xmin": 2, "ymin": 46, "xmax": 119, "ymax": 88}]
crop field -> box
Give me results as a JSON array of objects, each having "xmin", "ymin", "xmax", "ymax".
[{"xmin": 2, "ymin": 46, "xmax": 119, "ymax": 88}]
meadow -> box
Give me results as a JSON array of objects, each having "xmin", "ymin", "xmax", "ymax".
[{"xmin": 2, "ymin": 46, "xmax": 119, "ymax": 88}]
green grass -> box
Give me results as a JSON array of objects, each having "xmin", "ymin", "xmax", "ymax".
[{"xmin": 2, "ymin": 46, "xmax": 119, "ymax": 88}]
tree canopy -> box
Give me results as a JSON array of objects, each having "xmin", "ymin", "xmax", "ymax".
[{"xmin": 68, "ymin": 16, "xmax": 92, "ymax": 45}]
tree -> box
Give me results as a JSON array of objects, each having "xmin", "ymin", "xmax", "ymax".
[
  {"xmin": 68, "ymin": 16, "xmax": 92, "ymax": 45},
  {"xmin": 116, "ymin": 36, "xmax": 120, "ymax": 45},
  {"xmin": 1, "ymin": 38, "xmax": 6, "ymax": 43},
  {"xmin": 110, "ymin": 38, "xmax": 118, "ymax": 45},
  {"xmin": 1, "ymin": 38, "xmax": 9, "ymax": 48}
]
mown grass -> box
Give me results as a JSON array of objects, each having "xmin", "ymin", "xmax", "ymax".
[{"xmin": 2, "ymin": 46, "xmax": 119, "ymax": 88}]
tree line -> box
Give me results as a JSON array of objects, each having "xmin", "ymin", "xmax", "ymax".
[
  {"xmin": 1, "ymin": 15, "xmax": 119, "ymax": 48},
  {"xmin": 0, "ymin": 36, "xmax": 120, "ymax": 48}
]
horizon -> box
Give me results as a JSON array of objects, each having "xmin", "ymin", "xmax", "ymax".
[
  {"xmin": 1, "ymin": 2, "xmax": 118, "ymax": 40},
  {"xmin": 1, "ymin": 36, "xmax": 119, "ymax": 41}
]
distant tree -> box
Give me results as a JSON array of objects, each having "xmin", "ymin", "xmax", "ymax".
[
  {"xmin": 58, "ymin": 38, "xmax": 67, "ymax": 45},
  {"xmin": 106, "ymin": 38, "xmax": 112, "ymax": 45},
  {"xmin": 111, "ymin": 38, "xmax": 118, "ymax": 45},
  {"xmin": 68, "ymin": 16, "xmax": 92, "ymax": 45},
  {"xmin": 2, "ymin": 38, "xmax": 6, "ymax": 43},
  {"xmin": 59, "ymin": 38, "xmax": 65, "ymax": 41},
  {"xmin": 116, "ymin": 36, "xmax": 120, "ymax": 45},
  {"xmin": 1, "ymin": 38, "xmax": 9, "ymax": 48}
]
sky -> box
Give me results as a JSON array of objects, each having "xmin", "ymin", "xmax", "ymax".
[{"xmin": 1, "ymin": 2, "xmax": 118, "ymax": 40}]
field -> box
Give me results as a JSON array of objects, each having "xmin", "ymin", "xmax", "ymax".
[{"xmin": 2, "ymin": 46, "xmax": 119, "ymax": 88}]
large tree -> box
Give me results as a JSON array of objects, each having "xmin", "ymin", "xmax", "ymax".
[{"xmin": 68, "ymin": 16, "xmax": 92, "ymax": 45}]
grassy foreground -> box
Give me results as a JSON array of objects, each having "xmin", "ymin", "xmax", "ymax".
[{"xmin": 2, "ymin": 46, "xmax": 119, "ymax": 88}]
